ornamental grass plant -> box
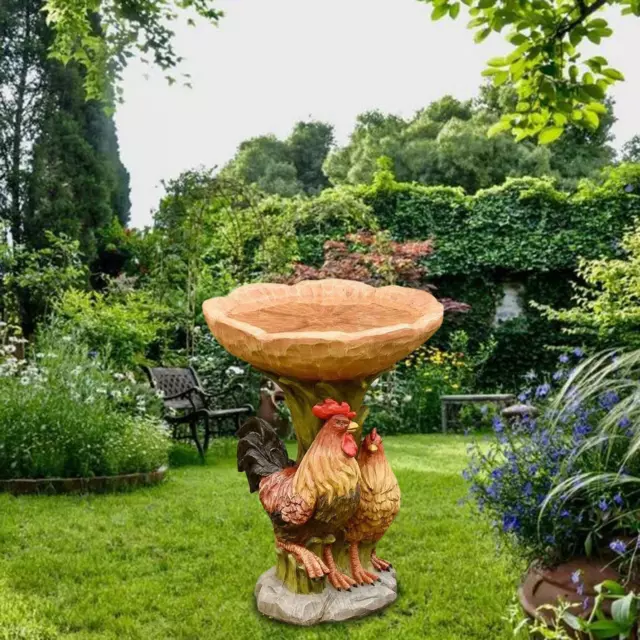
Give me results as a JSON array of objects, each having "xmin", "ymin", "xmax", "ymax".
[
  {"xmin": 0, "ymin": 327, "xmax": 169, "ymax": 480},
  {"xmin": 465, "ymin": 348, "xmax": 640, "ymax": 568}
]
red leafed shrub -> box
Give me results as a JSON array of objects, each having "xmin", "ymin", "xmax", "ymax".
[{"xmin": 277, "ymin": 231, "xmax": 469, "ymax": 314}]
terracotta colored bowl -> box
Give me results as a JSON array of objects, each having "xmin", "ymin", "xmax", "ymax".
[{"xmin": 202, "ymin": 279, "xmax": 443, "ymax": 381}]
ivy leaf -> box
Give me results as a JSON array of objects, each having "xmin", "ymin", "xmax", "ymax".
[{"xmin": 538, "ymin": 126, "xmax": 564, "ymax": 145}]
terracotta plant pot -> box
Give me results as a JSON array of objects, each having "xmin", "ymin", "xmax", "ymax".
[{"xmin": 519, "ymin": 558, "xmax": 639, "ymax": 639}]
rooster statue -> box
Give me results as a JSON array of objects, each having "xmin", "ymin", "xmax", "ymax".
[
  {"xmin": 237, "ymin": 398, "xmax": 362, "ymax": 591},
  {"xmin": 345, "ymin": 428, "xmax": 401, "ymax": 585}
]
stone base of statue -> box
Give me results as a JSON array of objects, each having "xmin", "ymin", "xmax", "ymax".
[{"xmin": 255, "ymin": 567, "xmax": 397, "ymax": 626}]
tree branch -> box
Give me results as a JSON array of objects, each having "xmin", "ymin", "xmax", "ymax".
[{"xmin": 555, "ymin": 0, "xmax": 610, "ymax": 39}]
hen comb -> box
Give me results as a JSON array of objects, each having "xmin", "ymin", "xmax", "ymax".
[{"xmin": 312, "ymin": 398, "xmax": 356, "ymax": 420}]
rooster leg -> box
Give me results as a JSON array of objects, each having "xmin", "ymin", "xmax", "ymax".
[
  {"xmin": 323, "ymin": 545, "xmax": 356, "ymax": 591},
  {"xmin": 349, "ymin": 542, "xmax": 381, "ymax": 585},
  {"xmin": 276, "ymin": 539, "xmax": 329, "ymax": 580},
  {"xmin": 371, "ymin": 548, "xmax": 392, "ymax": 572}
]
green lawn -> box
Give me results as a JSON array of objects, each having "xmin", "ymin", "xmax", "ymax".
[{"xmin": 0, "ymin": 435, "xmax": 521, "ymax": 640}]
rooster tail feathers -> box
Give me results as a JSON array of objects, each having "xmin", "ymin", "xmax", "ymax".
[{"xmin": 237, "ymin": 417, "xmax": 293, "ymax": 492}]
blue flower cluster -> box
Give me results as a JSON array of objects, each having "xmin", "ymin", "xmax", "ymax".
[{"xmin": 463, "ymin": 349, "xmax": 639, "ymax": 564}]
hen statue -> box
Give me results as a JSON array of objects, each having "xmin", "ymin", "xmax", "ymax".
[
  {"xmin": 238, "ymin": 399, "xmax": 367, "ymax": 591},
  {"xmin": 345, "ymin": 428, "xmax": 401, "ymax": 584}
]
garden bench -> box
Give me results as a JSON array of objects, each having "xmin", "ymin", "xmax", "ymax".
[
  {"xmin": 143, "ymin": 366, "xmax": 253, "ymax": 460},
  {"xmin": 440, "ymin": 393, "xmax": 516, "ymax": 433}
]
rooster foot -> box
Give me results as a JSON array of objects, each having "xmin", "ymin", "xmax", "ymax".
[
  {"xmin": 322, "ymin": 545, "xmax": 356, "ymax": 591},
  {"xmin": 371, "ymin": 549, "xmax": 392, "ymax": 572},
  {"xmin": 277, "ymin": 540, "xmax": 329, "ymax": 580},
  {"xmin": 349, "ymin": 542, "xmax": 381, "ymax": 586}
]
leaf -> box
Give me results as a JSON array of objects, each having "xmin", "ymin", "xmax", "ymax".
[
  {"xmin": 431, "ymin": 5, "xmax": 450, "ymax": 20},
  {"xmin": 516, "ymin": 101, "xmax": 530, "ymax": 113},
  {"xmin": 553, "ymin": 112, "xmax": 567, "ymax": 126},
  {"xmin": 487, "ymin": 56, "xmax": 508, "ymax": 67},
  {"xmin": 538, "ymin": 126, "xmax": 564, "ymax": 145},
  {"xmin": 597, "ymin": 580, "xmax": 626, "ymax": 595},
  {"xmin": 562, "ymin": 612, "xmax": 584, "ymax": 631},
  {"xmin": 611, "ymin": 592, "xmax": 637, "ymax": 627},
  {"xmin": 474, "ymin": 28, "xmax": 492, "ymax": 43},
  {"xmin": 508, "ymin": 32, "xmax": 527, "ymax": 45},
  {"xmin": 569, "ymin": 29, "xmax": 582, "ymax": 47},
  {"xmin": 487, "ymin": 120, "xmax": 511, "ymax": 137},
  {"xmin": 588, "ymin": 18, "xmax": 608, "ymax": 29},
  {"xmin": 584, "ymin": 619, "xmax": 625, "ymax": 638},
  {"xmin": 449, "ymin": 3, "xmax": 461, "ymax": 18},
  {"xmin": 583, "ymin": 109, "xmax": 600, "ymax": 129},
  {"xmin": 481, "ymin": 67, "xmax": 500, "ymax": 76},
  {"xmin": 583, "ymin": 83, "xmax": 606, "ymax": 99},
  {"xmin": 602, "ymin": 67, "xmax": 625, "ymax": 81},
  {"xmin": 493, "ymin": 70, "xmax": 509, "ymax": 86},
  {"xmin": 586, "ymin": 101, "xmax": 607, "ymax": 114}
]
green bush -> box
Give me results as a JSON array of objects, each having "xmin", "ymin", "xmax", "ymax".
[
  {"xmin": 54, "ymin": 284, "xmax": 172, "ymax": 368},
  {"xmin": 0, "ymin": 330, "xmax": 169, "ymax": 480}
]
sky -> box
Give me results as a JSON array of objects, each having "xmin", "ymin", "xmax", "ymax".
[{"xmin": 114, "ymin": 0, "xmax": 640, "ymax": 228}]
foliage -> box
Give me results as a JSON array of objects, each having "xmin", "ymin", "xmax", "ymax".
[
  {"xmin": 0, "ymin": 577, "xmax": 56, "ymax": 640},
  {"xmin": 0, "ymin": 435, "xmax": 519, "ymax": 639},
  {"xmin": 323, "ymin": 94, "xmax": 615, "ymax": 192},
  {"xmin": 367, "ymin": 331, "xmax": 495, "ymax": 433},
  {"xmin": 0, "ymin": 231, "xmax": 87, "ymax": 334},
  {"xmin": 221, "ymin": 121, "xmax": 334, "ymax": 197},
  {"xmin": 511, "ymin": 580, "xmax": 640, "ymax": 640},
  {"xmin": 53, "ymin": 282, "xmax": 173, "ymax": 368},
  {"xmin": 536, "ymin": 221, "xmax": 640, "ymax": 349},
  {"xmin": 419, "ymin": 0, "xmax": 638, "ymax": 143},
  {"xmin": 0, "ymin": 329, "xmax": 168, "ymax": 479},
  {"xmin": 43, "ymin": 0, "xmax": 223, "ymax": 103},
  {"xmin": 0, "ymin": 0, "xmax": 130, "ymax": 258},
  {"xmin": 621, "ymin": 136, "xmax": 640, "ymax": 163},
  {"xmin": 465, "ymin": 349, "xmax": 640, "ymax": 567}
]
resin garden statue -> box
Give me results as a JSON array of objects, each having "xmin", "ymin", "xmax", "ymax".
[{"xmin": 203, "ymin": 279, "xmax": 443, "ymax": 624}]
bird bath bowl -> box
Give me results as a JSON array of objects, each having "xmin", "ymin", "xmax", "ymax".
[
  {"xmin": 202, "ymin": 279, "xmax": 443, "ymax": 623},
  {"xmin": 203, "ymin": 279, "xmax": 443, "ymax": 457}
]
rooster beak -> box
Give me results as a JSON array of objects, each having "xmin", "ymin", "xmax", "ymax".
[
  {"xmin": 368, "ymin": 444, "xmax": 378, "ymax": 452},
  {"xmin": 347, "ymin": 421, "xmax": 359, "ymax": 433}
]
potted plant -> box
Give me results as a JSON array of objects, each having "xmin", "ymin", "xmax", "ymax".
[{"xmin": 464, "ymin": 349, "xmax": 640, "ymax": 637}]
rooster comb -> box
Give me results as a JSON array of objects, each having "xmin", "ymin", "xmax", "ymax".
[{"xmin": 312, "ymin": 398, "xmax": 356, "ymax": 420}]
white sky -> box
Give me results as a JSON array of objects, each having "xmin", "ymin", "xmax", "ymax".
[{"xmin": 114, "ymin": 0, "xmax": 640, "ymax": 228}]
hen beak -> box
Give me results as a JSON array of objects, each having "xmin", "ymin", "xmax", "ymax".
[
  {"xmin": 347, "ymin": 421, "xmax": 359, "ymax": 433},
  {"xmin": 368, "ymin": 444, "xmax": 378, "ymax": 452}
]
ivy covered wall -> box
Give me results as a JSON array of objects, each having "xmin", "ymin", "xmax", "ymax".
[{"xmin": 290, "ymin": 164, "xmax": 640, "ymax": 389}]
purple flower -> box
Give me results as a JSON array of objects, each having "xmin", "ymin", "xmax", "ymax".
[
  {"xmin": 503, "ymin": 514, "xmax": 520, "ymax": 532},
  {"xmin": 610, "ymin": 539, "xmax": 627, "ymax": 555},
  {"xmin": 492, "ymin": 416, "xmax": 504, "ymax": 434},
  {"xmin": 582, "ymin": 597, "xmax": 590, "ymax": 611},
  {"xmin": 599, "ymin": 391, "xmax": 620, "ymax": 411},
  {"xmin": 518, "ymin": 390, "xmax": 531, "ymax": 402},
  {"xmin": 553, "ymin": 370, "xmax": 565, "ymax": 381},
  {"xmin": 573, "ymin": 348, "xmax": 585, "ymax": 358},
  {"xmin": 598, "ymin": 498, "xmax": 609, "ymax": 512},
  {"xmin": 523, "ymin": 482, "xmax": 533, "ymax": 497},
  {"xmin": 619, "ymin": 416, "xmax": 631, "ymax": 429},
  {"xmin": 571, "ymin": 570, "xmax": 581, "ymax": 585},
  {"xmin": 614, "ymin": 493, "xmax": 623, "ymax": 506},
  {"xmin": 559, "ymin": 354, "xmax": 569, "ymax": 364},
  {"xmin": 577, "ymin": 583, "xmax": 584, "ymax": 596},
  {"xmin": 536, "ymin": 383, "xmax": 551, "ymax": 399}
]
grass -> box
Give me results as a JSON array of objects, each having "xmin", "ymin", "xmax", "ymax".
[{"xmin": 0, "ymin": 435, "xmax": 522, "ymax": 640}]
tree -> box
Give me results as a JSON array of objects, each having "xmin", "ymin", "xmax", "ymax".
[
  {"xmin": 0, "ymin": 0, "xmax": 47, "ymax": 244},
  {"xmin": 622, "ymin": 135, "xmax": 640, "ymax": 163},
  {"xmin": 0, "ymin": 1, "xmax": 130, "ymax": 258},
  {"xmin": 221, "ymin": 121, "xmax": 335, "ymax": 197},
  {"xmin": 43, "ymin": 0, "xmax": 223, "ymax": 103},
  {"xmin": 420, "ymin": 0, "xmax": 638, "ymax": 143},
  {"xmin": 324, "ymin": 92, "xmax": 616, "ymax": 192}
]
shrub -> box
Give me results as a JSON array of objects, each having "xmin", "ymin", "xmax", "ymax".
[
  {"xmin": 464, "ymin": 348, "xmax": 640, "ymax": 566},
  {"xmin": 53, "ymin": 282, "xmax": 172, "ymax": 368},
  {"xmin": 0, "ymin": 330, "xmax": 169, "ymax": 480},
  {"xmin": 366, "ymin": 331, "xmax": 495, "ymax": 433},
  {"xmin": 536, "ymin": 221, "xmax": 640, "ymax": 350}
]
